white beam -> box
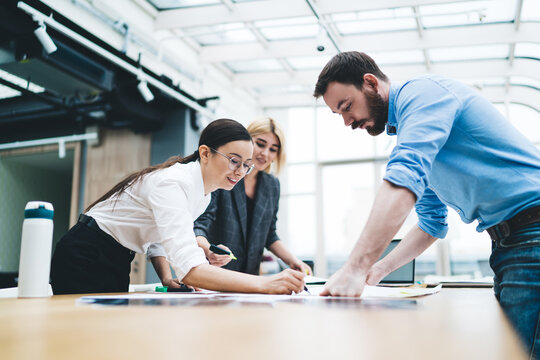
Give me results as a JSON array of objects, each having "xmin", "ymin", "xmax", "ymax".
[
  {"xmin": 480, "ymin": 86, "xmax": 540, "ymax": 112},
  {"xmin": 234, "ymin": 58, "xmax": 540, "ymax": 88},
  {"xmin": 315, "ymin": 0, "xmax": 475, "ymax": 15},
  {"xmin": 260, "ymin": 85, "xmax": 540, "ymax": 112},
  {"xmin": 199, "ymin": 22, "xmax": 540, "ymax": 63}
]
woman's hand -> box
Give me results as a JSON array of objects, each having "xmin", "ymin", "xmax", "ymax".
[
  {"xmin": 288, "ymin": 258, "xmax": 312, "ymax": 275},
  {"xmin": 260, "ymin": 268, "xmax": 305, "ymax": 294},
  {"xmin": 205, "ymin": 244, "xmax": 233, "ymax": 267},
  {"xmin": 160, "ymin": 277, "xmax": 182, "ymax": 288}
]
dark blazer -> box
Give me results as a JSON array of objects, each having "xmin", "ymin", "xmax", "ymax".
[{"xmin": 194, "ymin": 171, "xmax": 280, "ymax": 275}]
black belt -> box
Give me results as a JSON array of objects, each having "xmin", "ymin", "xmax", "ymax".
[
  {"xmin": 78, "ymin": 213, "xmax": 101, "ymax": 231},
  {"xmin": 486, "ymin": 205, "xmax": 540, "ymax": 242}
]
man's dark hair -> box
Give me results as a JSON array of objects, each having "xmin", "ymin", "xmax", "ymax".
[{"xmin": 313, "ymin": 51, "xmax": 388, "ymax": 98}]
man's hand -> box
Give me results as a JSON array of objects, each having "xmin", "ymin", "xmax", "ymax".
[
  {"xmin": 319, "ymin": 263, "xmax": 367, "ymax": 297},
  {"xmin": 366, "ymin": 261, "xmax": 392, "ymax": 286}
]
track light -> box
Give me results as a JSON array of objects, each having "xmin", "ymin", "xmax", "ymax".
[
  {"xmin": 137, "ymin": 79, "xmax": 154, "ymax": 102},
  {"xmin": 34, "ymin": 22, "xmax": 57, "ymax": 54}
]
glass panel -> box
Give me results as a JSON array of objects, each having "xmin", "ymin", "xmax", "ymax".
[
  {"xmin": 322, "ymin": 163, "xmax": 375, "ymax": 258},
  {"xmin": 420, "ymin": 0, "xmax": 516, "ymax": 28},
  {"xmin": 333, "ymin": 7, "xmax": 416, "ymax": 35},
  {"xmin": 514, "ymin": 42, "xmax": 540, "ymax": 59},
  {"xmin": 458, "ymin": 77, "xmax": 506, "ymax": 87},
  {"xmin": 332, "ymin": 7, "xmax": 415, "ymax": 22},
  {"xmin": 316, "ymin": 106, "xmax": 376, "ymax": 161},
  {"xmin": 224, "ymin": 59, "xmax": 283, "ymax": 73},
  {"xmin": 286, "ymin": 164, "xmax": 316, "ymax": 194},
  {"xmin": 506, "ymin": 103, "xmax": 540, "ymax": 144},
  {"xmin": 284, "ymin": 195, "xmax": 316, "ymax": 258},
  {"xmin": 254, "ymin": 84, "xmax": 311, "ymax": 95},
  {"xmin": 183, "ymin": 23, "xmax": 257, "ymax": 45},
  {"xmin": 429, "ymin": 44, "xmax": 509, "ymax": 62},
  {"xmin": 286, "ymin": 107, "xmax": 315, "ymax": 163},
  {"xmin": 375, "ymin": 135, "xmax": 397, "ymax": 157},
  {"xmin": 370, "ymin": 50, "xmax": 425, "ymax": 65},
  {"xmin": 147, "ymin": 0, "xmax": 220, "ymax": 10},
  {"xmin": 286, "ymin": 55, "xmax": 332, "ymax": 70},
  {"xmin": 255, "ymin": 16, "xmax": 319, "ymax": 41},
  {"xmin": 255, "ymin": 16, "xmax": 317, "ymax": 27},
  {"xmin": 520, "ymin": 0, "xmax": 540, "ymax": 21},
  {"xmin": 258, "ymin": 24, "xmax": 319, "ymax": 41},
  {"xmin": 510, "ymin": 76, "xmax": 540, "ymax": 90},
  {"xmin": 446, "ymin": 209, "xmax": 492, "ymax": 275},
  {"xmin": 336, "ymin": 18, "xmax": 417, "ymax": 35}
]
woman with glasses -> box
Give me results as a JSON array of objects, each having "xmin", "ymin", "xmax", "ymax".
[
  {"xmin": 148, "ymin": 118, "xmax": 311, "ymax": 289},
  {"xmin": 50, "ymin": 119, "xmax": 305, "ymax": 295}
]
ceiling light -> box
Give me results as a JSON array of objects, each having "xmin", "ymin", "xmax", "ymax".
[
  {"xmin": 34, "ymin": 22, "xmax": 57, "ymax": 54},
  {"xmin": 137, "ymin": 79, "xmax": 154, "ymax": 102}
]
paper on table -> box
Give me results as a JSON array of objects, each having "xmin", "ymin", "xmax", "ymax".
[
  {"xmin": 362, "ymin": 284, "xmax": 441, "ymax": 298},
  {"xmin": 78, "ymin": 284, "xmax": 441, "ymax": 305},
  {"xmin": 423, "ymin": 275, "xmax": 493, "ymax": 287},
  {"xmin": 306, "ymin": 284, "xmax": 442, "ymax": 298}
]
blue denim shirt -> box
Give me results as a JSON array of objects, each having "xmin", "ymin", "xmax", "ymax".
[{"xmin": 383, "ymin": 75, "xmax": 540, "ymax": 238}]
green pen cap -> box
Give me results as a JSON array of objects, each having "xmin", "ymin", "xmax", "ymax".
[{"xmin": 155, "ymin": 286, "xmax": 168, "ymax": 292}]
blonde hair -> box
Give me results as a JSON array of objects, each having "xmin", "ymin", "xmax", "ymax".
[{"xmin": 247, "ymin": 117, "xmax": 286, "ymax": 175}]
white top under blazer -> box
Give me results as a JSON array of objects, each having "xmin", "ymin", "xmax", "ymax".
[{"xmin": 87, "ymin": 161, "xmax": 210, "ymax": 280}]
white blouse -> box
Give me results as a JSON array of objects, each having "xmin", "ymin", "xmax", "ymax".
[{"xmin": 86, "ymin": 161, "xmax": 210, "ymax": 280}]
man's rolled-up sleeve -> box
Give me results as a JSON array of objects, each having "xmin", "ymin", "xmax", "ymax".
[{"xmin": 415, "ymin": 187, "xmax": 448, "ymax": 239}]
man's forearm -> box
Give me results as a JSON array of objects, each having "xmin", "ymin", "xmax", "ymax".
[
  {"xmin": 371, "ymin": 225, "xmax": 437, "ymax": 281},
  {"xmin": 347, "ymin": 180, "xmax": 416, "ymax": 271}
]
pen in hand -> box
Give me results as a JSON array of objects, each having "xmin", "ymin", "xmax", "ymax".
[{"xmin": 209, "ymin": 244, "xmax": 237, "ymax": 260}]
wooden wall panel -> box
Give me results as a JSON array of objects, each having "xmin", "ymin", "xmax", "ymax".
[{"xmin": 84, "ymin": 129, "xmax": 151, "ymax": 284}]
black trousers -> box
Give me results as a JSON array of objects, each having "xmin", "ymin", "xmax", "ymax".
[{"xmin": 50, "ymin": 218, "xmax": 135, "ymax": 295}]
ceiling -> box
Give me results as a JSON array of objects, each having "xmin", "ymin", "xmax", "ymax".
[
  {"xmin": 139, "ymin": 0, "xmax": 540, "ymax": 110},
  {"xmin": 1, "ymin": 0, "xmax": 539, "ymax": 117}
]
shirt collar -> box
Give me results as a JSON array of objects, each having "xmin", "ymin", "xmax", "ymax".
[
  {"xmin": 386, "ymin": 83, "xmax": 399, "ymax": 135},
  {"xmin": 188, "ymin": 160, "xmax": 209, "ymax": 201}
]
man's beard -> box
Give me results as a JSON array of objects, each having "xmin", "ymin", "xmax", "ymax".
[{"xmin": 364, "ymin": 89, "xmax": 388, "ymax": 136}]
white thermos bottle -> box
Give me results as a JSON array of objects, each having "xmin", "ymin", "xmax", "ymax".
[{"xmin": 18, "ymin": 201, "xmax": 54, "ymax": 298}]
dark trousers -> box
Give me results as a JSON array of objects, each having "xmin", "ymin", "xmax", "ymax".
[{"xmin": 50, "ymin": 220, "xmax": 135, "ymax": 295}]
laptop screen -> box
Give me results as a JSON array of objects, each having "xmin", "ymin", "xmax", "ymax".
[{"xmin": 379, "ymin": 239, "xmax": 415, "ymax": 284}]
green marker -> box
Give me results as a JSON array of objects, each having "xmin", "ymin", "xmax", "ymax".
[
  {"xmin": 155, "ymin": 285, "xmax": 194, "ymax": 293},
  {"xmin": 209, "ymin": 244, "xmax": 237, "ymax": 260}
]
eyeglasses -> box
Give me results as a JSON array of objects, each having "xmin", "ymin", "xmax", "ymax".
[{"xmin": 211, "ymin": 148, "xmax": 255, "ymax": 175}]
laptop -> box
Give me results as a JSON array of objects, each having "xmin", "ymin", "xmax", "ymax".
[{"xmin": 379, "ymin": 239, "xmax": 415, "ymax": 284}]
